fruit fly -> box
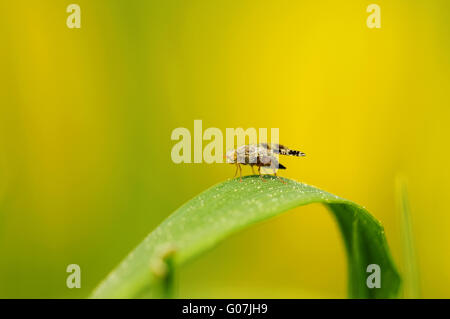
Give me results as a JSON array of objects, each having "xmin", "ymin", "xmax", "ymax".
[{"xmin": 225, "ymin": 143, "xmax": 305, "ymax": 182}]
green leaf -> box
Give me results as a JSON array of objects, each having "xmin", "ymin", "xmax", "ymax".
[{"xmin": 91, "ymin": 176, "xmax": 401, "ymax": 299}]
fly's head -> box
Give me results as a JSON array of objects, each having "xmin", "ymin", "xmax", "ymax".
[{"xmin": 225, "ymin": 149, "xmax": 237, "ymax": 164}]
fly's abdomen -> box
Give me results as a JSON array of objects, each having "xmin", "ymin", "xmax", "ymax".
[{"xmin": 277, "ymin": 145, "xmax": 306, "ymax": 157}]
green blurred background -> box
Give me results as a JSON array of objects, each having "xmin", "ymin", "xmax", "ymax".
[{"xmin": 1, "ymin": 0, "xmax": 449, "ymax": 298}]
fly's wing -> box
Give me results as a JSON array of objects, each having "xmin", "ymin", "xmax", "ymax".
[
  {"xmin": 255, "ymin": 145, "xmax": 273, "ymax": 166},
  {"xmin": 254, "ymin": 145, "xmax": 285, "ymax": 169},
  {"xmin": 247, "ymin": 144, "xmax": 259, "ymax": 164},
  {"xmin": 269, "ymin": 156, "xmax": 286, "ymax": 170}
]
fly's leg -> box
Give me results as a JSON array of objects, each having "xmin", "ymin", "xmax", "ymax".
[
  {"xmin": 238, "ymin": 164, "xmax": 243, "ymax": 182},
  {"xmin": 273, "ymin": 168, "xmax": 286, "ymax": 184},
  {"xmin": 258, "ymin": 166, "xmax": 267, "ymax": 182},
  {"xmin": 251, "ymin": 165, "xmax": 256, "ymax": 175},
  {"xmin": 233, "ymin": 163, "xmax": 239, "ymax": 178}
]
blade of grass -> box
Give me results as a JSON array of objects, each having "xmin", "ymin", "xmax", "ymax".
[
  {"xmin": 396, "ymin": 176, "xmax": 420, "ymax": 298},
  {"xmin": 91, "ymin": 176, "xmax": 401, "ymax": 299}
]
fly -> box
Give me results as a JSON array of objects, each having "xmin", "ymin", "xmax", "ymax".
[{"xmin": 225, "ymin": 143, "xmax": 305, "ymax": 183}]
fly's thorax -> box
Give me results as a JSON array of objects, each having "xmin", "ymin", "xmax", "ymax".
[
  {"xmin": 227, "ymin": 145, "xmax": 282, "ymax": 165},
  {"xmin": 255, "ymin": 145, "xmax": 273, "ymax": 165}
]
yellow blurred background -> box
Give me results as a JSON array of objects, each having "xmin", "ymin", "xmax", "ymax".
[{"xmin": 1, "ymin": 0, "xmax": 449, "ymax": 298}]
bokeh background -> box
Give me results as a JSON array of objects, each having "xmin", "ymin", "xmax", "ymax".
[{"xmin": 1, "ymin": 0, "xmax": 449, "ymax": 298}]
